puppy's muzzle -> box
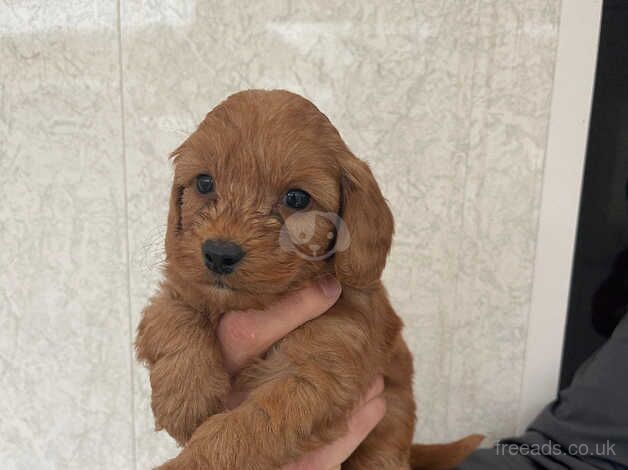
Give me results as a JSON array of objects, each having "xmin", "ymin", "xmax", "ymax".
[{"xmin": 202, "ymin": 239, "xmax": 245, "ymax": 275}]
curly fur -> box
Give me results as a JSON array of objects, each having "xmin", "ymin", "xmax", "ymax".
[{"xmin": 136, "ymin": 90, "xmax": 481, "ymax": 469}]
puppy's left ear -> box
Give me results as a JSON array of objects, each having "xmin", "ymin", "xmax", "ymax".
[
  {"xmin": 334, "ymin": 153, "xmax": 394, "ymax": 288},
  {"xmin": 165, "ymin": 145, "xmax": 185, "ymax": 256},
  {"xmin": 165, "ymin": 182, "xmax": 183, "ymax": 251}
]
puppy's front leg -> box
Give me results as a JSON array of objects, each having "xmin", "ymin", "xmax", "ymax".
[
  {"xmin": 159, "ymin": 300, "xmax": 398, "ymax": 470},
  {"xmin": 136, "ymin": 288, "xmax": 230, "ymax": 445}
]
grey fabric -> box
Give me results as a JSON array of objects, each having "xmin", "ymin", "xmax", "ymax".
[{"xmin": 458, "ymin": 314, "xmax": 628, "ymax": 469}]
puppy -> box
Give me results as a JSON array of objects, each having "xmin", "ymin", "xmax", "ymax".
[{"xmin": 136, "ymin": 90, "xmax": 481, "ymax": 469}]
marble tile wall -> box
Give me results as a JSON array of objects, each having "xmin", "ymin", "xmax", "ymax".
[
  {"xmin": 0, "ymin": 2, "xmax": 134, "ymax": 469},
  {"xmin": 1, "ymin": 0, "xmax": 561, "ymax": 467}
]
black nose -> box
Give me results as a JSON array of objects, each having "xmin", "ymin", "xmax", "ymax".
[{"xmin": 202, "ymin": 240, "xmax": 245, "ymax": 274}]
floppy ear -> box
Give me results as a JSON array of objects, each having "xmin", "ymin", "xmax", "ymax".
[
  {"xmin": 165, "ymin": 148, "xmax": 185, "ymax": 255},
  {"xmin": 334, "ymin": 154, "xmax": 394, "ymax": 288},
  {"xmin": 165, "ymin": 183, "xmax": 184, "ymax": 251}
]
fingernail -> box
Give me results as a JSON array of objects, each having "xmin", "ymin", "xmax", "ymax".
[{"xmin": 318, "ymin": 274, "xmax": 341, "ymax": 298}]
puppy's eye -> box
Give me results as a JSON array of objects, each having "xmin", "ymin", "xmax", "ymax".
[
  {"xmin": 196, "ymin": 174, "xmax": 214, "ymax": 194},
  {"xmin": 284, "ymin": 189, "xmax": 311, "ymax": 210}
]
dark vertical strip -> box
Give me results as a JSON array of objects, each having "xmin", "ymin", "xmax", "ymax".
[{"xmin": 560, "ymin": 0, "xmax": 628, "ymax": 389}]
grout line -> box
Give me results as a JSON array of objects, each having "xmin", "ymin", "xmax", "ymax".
[
  {"xmin": 444, "ymin": 0, "xmax": 482, "ymax": 438},
  {"xmin": 116, "ymin": 0, "xmax": 138, "ymax": 468}
]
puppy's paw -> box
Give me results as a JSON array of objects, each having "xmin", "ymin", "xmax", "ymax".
[
  {"xmin": 150, "ymin": 356, "xmax": 229, "ymax": 445},
  {"xmin": 163, "ymin": 410, "xmax": 277, "ymax": 470}
]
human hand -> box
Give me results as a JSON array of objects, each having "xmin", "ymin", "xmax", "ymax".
[
  {"xmin": 216, "ymin": 275, "xmax": 386, "ymax": 469},
  {"xmin": 281, "ymin": 376, "xmax": 386, "ymax": 470},
  {"xmin": 217, "ymin": 274, "xmax": 343, "ymax": 407}
]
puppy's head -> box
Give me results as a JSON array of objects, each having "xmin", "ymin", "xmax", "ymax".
[{"xmin": 164, "ymin": 90, "xmax": 393, "ymax": 311}]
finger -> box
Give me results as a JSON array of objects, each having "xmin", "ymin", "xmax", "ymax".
[
  {"xmin": 218, "ymin": 275, "xmax": 341, "ymax": 374},
  {"xmin": 282, "ymin": 396, "xmax": 387, "ymax": 470}
]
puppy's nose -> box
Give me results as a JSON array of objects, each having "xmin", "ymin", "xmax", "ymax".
[{"xmin": 202, "ymin": 240, "xmax": 245, "ymax": 275}]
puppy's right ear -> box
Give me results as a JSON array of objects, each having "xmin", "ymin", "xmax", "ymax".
[{"xmin": 165, "ymin": 146, "xmax": 185, "ymax": 252}]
